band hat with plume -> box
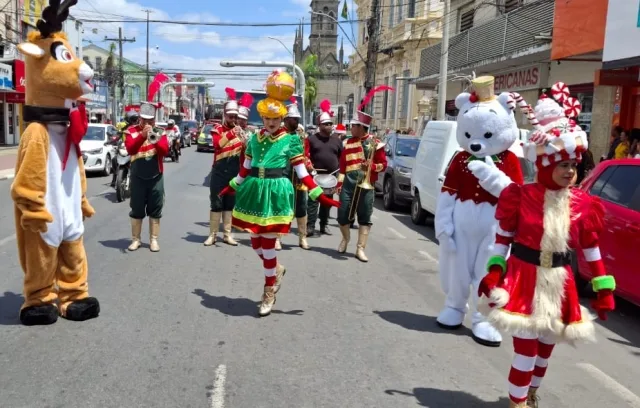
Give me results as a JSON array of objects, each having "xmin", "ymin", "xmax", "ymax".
[
  {"xmin": 224, "ymin": 87, "xmax": 239, "ymax": 115},
  {"xmin": 257, "ymin": 70, "xmax": 295, "ymax": 119},
  {"xmin": 237, "ymin": 93, "xmax": 254, "ymax": 120},
  {"xmin": 139, "ymin": 102, "xmax": 157, "ymax": 119},
  {"xmin": 318, "ymin": 99, "xmax": 334, "ymax": 124},
  {"xmin": 351, "ymin": 85, "xmax": 394, "ymax": 127},
  {"xmin": 285, "ymin": 96, "xmax": 302, "ymax": 119},
  {"xmin": 334, "ymin": 123, "xmax": 346, "ymax": 134}
]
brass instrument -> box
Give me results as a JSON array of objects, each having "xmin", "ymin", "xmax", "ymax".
[
  {"xmin": 347, "ymin": 140, "xmax": 376, "ymax": 222},
  {"xmin": 147, "ymin": 127, "xmax": 163, "ymax": 144}
]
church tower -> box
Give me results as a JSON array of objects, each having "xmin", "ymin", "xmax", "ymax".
[{"xmin": 309, "ymin": 0, "xmax": 340, "ymax": 60}]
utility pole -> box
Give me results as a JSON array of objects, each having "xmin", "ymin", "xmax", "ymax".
[
  {"xmin": 143, "ymin": 9, "xmax": 153, "ymax": 99},
  {"xmin": 363, "ymin": 0, "xmax": 380, "ymax": 115},
  {"xmin": 104, "ymin": 27, "xmax": 135, "ymax": 115},
  {"xmin": 436, "ymin": 0, "xmax": 451, "ymax": 120}
]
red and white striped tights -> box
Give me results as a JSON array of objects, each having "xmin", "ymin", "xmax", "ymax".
[
  {"xmin": 250, "ymin": 233, "xmax": 278, "ymax": 286},
  {"xmin": 509, "ymin": 332, "xmax": 556, "ymax": 403}
]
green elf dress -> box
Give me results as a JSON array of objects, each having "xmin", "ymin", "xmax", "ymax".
[{"xmin": 232, "ymin": 127, "xmax": 307, "ymax": 234}]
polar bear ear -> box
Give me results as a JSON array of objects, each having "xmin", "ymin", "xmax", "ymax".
[
  {"xmin": 497, "ymin": 92, "xmax": 515, "ymax": 112},
  {"xmin": 455, "ymin": 92, "xmax": 471, "ymax": 110}
]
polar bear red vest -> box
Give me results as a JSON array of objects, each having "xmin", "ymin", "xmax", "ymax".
[{"xmin": 434, "ymin": 75, "xmax": 524, "ymax": 347}]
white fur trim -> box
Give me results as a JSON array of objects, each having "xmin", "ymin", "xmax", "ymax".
[
  {"xmin": 560, "ymin": 306, "xmax": 596, "ymax": 344},
  {"xmin": 489, "ymin": 287, "xmax": 509, "ymax": 308},
  {"xmin": 583, "ymin": 247, "xmax": 601, "ymax": 262},
  {"xmin": 493, "ymin": 243, "xmax": 510, "ymax": 257},
  {"xmin": 293, "ymin": 163, "xmax": 309, "ymax": 179},
  {"xmin": 497, "ymin": 225, "xmax": 514, "ymax": 237},
  {"xmin": 434, "ymin": 192, "xmax": 456, "ymax": 238}
]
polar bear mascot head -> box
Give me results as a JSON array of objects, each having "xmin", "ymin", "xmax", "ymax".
[{"xmin": 454, "ymin": 76, "xmax": 519, "ymax": 158}]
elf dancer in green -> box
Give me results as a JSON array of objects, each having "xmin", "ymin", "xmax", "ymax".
[{"xmin": 220, "ymin": 70, "xmax": 339, "ymax": 317}]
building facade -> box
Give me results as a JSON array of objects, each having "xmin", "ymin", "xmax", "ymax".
[
  {"xmin": 348, "ymin": 0, "xmax": 443, "ymax": 133},
  {"xmin": 292, "ymin": 0, "xmax": 351, "ymax": 124}
]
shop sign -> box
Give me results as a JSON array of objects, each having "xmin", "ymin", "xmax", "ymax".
[
  {"xmin": 493, "ymin": 65, "xmax": 546, "ymax": 93},
  {"xmin": 0, "ymin": 62, "xmax": 13, "ymax": 90},
  {"xmin": 595, "ymin": 67, "xmax": 640, "ymax": 87},
  {"xmin": 14, "ymin": 60, "xmax": 25, "ymax": 93},
  {"xmin": 6, "ymin": 93, "xmax": 25, "ymax": 103}
]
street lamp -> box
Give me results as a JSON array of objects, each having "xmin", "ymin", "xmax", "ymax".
[{"xmin": 267, "ymin": 36, "xmax": 295, "ymax": 69}]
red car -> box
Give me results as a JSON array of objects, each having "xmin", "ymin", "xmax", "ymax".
[{"xmin": 574, "ymin": 159, "xmax": 640, "ymax": 306}]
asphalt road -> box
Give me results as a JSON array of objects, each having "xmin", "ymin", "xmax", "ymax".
[{"xmin": 1, "ymin": 148, "xmax": 640, "ymax": 408}]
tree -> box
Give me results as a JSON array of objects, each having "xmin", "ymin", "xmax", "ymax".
[{"xmin": 302, "ymin": 54, "xmax": 320, "ymax": 124}]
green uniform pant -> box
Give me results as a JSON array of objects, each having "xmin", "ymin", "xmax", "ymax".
[
  {"xmin": 307, "ymin": 193, "xmax": 332, "ymax": 228},
  {"xmin": 130, "ymin": 174, "xmax": 165, "ymax": 219},
  {"xmin": 294, "ymin": 189, "xmax": 308, "ymax": 218},
  {"xmin": 209, "ymin": 167, "xmax": 236, "ymax": 212},
  {"xmin": 337, "ymin": 187, "xmax": 374, "ymax": 226}
]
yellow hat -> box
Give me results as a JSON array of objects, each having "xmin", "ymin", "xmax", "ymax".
[
  {"xmin": 471, "ymin": 76, "xmax": 496, "ymax": 102},
  {"xmin": 257, "ymin": 70, "xmax": 295, "ymax": 119}
]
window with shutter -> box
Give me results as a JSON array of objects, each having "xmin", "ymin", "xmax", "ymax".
[
  {"xmin": 504, "ymin": 0, "xmax": 523, "ymax": 13},
  {"xmin": 459, "ymin": 9, "xmax": 474, "ymax": 32}
]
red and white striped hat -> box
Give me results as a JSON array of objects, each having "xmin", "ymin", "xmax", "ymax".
[{"xmin": 522, "ymin": 82, "xmax": 588, "ymax": 167}]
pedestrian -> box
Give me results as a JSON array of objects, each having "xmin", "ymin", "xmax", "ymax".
[
  {"xmin": 306, "ymin": 99, "xmax": 343, "ymax": 236},
  {"xmin": 219, "ymin": 70, "xmax": 339, "ymax": 317},
  {"xmin": 602, "ymin": 125, "xmax": 623, "ymax": 161},
  {"xmin": 336, "ymin": 87, "xmax": 390, "ymax": 262},
  {"xmin": 124, "ymin": 102, "xmax": 169, "ymax": 252},
  {"xmin": 203, "ymin": 88, "xmax": 244, "ymax": 247},
  {"xmin": 478, "ymin": 87, "xmax": 615, "ymax": 408},
  {"xmin": 614, "ymin": 129, "xmax": 630, "ymax": 159}
]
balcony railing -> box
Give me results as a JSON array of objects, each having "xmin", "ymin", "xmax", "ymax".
[{"xmin": 419, "ymin": 0, "xmax": 553, "ymax": 78}]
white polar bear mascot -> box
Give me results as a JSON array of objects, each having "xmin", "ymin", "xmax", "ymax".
[{"xmin": 434, "ymin": 75, "xmax": 525, "ymax": 347}]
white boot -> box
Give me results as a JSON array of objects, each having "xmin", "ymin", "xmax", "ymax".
[
  {"xmin": 436, "ymin": 307, "xmax": 465, "ymax": 329},
  {"xmin": 471, "ymin": 311, "xmax": 502, "ymax": 347}
]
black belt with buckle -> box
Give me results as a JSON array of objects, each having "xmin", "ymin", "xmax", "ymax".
[
  {"xmin": 250, "ymin": 167, "xmax": 287, "ymax": 179},
  {"xmin": 511, "ymin": 242, "xmax": 572, "ymax": 268}
]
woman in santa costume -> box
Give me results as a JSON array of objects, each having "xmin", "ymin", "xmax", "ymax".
[
  {"xmin": 478, "ymin": 83, "xmax": 616, "ymax": 407},
  {"xmin": 220, "ymin": 70, "xmax": 339, "ymax": 317}
]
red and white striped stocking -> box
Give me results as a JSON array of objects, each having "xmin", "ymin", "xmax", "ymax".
[
  {"xmin": 250, "ymin": 234, "xmax": 263, "ymax": 260},
  {"xmin": 508, "ymin": 334, "xmax": 538, "ymax": 403},
  {"xmin": 260, "ymin": 234, "xmax": 278, "ymax": 286},
  {"xmin": 530, "ymin": 336, "xmax": 556, "ymax": 389}
]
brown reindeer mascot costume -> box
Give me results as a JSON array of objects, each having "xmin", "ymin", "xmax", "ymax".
[{"xmin": 11, "ymin": 0, "xmax": 100, "ymax": 326}]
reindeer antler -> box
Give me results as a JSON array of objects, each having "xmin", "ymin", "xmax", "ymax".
[{"xmin": 37, "ymin": 0, "xmax": 78, "ymax": 38}]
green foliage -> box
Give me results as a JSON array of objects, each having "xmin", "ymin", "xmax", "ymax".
[{"xmin": 302, "ymin": 54, "xmax": 319, "ymax": 115}]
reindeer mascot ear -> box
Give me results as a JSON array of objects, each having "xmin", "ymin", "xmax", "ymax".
[{"xmin": 11, "ymin": 0, "xmax": 100, "ymax": 326}]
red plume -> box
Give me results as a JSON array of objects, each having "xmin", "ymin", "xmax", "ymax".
[
  {"xmin": 289, "ymin": 96, "xmax": 297, "ymax": 104},
  {"xmin": 358, "ymin": 85, "xmax": 394, "ymax": 111},
  {"xmin": 239, "ymin": 93, "xmax": 254, "ymax": 108},
  {"xmin": 319, "ymin": 99, "xmax": 332, "ymax": 113},
  {"xmin": 225, "ymin": 87, "xmax": 236, "ymax": 101}
]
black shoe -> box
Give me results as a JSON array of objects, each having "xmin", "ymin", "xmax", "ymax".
[
  {"xmin": 20, "ymin": 304, "xmax": 59, "ymax": 326},
  {"xmin": 63, "ymin": 297, "xmax": 100, "ymax": 321},
  {"xmin": 320, "ymin": 225, "xmax": 332, "ymax": 235}
]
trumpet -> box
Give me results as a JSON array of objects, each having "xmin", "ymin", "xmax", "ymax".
[
  {"xmin": 147, "ymin": 127, "xmax": 163, "ymax": 144},
  {"xmin": 347, "ymin": 142, "xmax": 376, "ymax": 222}
]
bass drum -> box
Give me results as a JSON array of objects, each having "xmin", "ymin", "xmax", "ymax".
[{"xmin": 313, "ymin": 173, "xmax": 338, "ymax": 195}]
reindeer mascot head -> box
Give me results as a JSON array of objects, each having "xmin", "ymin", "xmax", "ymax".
[{"xmin": 11, "ymin": 0, "xmax": 100, "ymax": 326}]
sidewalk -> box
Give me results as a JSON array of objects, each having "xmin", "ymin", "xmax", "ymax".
[{"xmin": 0, "ymin": 147, "xmax": 18, "ymax": 181}]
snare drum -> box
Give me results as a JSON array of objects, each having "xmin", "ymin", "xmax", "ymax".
[{"xmin": 313, "ymin": 174, "xmax": 338, "ymax": 195}]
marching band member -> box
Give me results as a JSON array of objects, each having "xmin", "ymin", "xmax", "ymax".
[
  {"xmin": 335, "ymin": 87, "xmax": 391, "ymax": 262},
  {"xmin": 125, "ymin": 102, "xmax": 169, "ymax": 252},
  {"xmin": 220, "ymin": 70, "xmax": 339, "ymax": 317},
  {"xmin": 237, "ymin": 93, "xmax": 253, "ymax": 130},
  {"xmin": 203, "ymin": 88, "xmax": 244, "ymax": 247},
  {"xmin": 306, "ymin": 100, "xmax": 343, "ymax": 237},
  {"xmin": 478, "ymin": 85, "xmax": 616, "ymax": 407}
]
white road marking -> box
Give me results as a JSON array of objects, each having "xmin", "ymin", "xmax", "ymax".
[
  {"xmin": 209, "ymin": 364, "xmax": 227, "ymax": 408},
  {"xmin": 418, "ymin": 250, "xmax": 438, "ymax": 263},
  {"xmin": 387, "ymin": 227, "xmax": 406, "ymax": 239},
  {"xmin": 577, "ymin": 363, "xmax": 640, "ymax": 406},
  {"xmin": 0, "ymin": 233, "xmax": 16, "ymax": 247}
]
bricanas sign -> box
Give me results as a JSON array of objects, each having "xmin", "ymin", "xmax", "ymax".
[{"xmin": 492, "ymin": 65, "xmax": 548, "ymax": 93}]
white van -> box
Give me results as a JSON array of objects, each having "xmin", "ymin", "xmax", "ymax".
[{"xmin": 409, "ymin": 121, "xmax": 534, "ymax": 225}]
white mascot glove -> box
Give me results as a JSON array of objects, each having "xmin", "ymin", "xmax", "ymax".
[{"xmin": 468, "ymin": 156, "xmax": 512, "ymax": 199}]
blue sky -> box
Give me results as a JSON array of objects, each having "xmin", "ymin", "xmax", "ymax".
[{"xmin": 74, "ymin": 0, "xmax": 357, "ymax": 97}]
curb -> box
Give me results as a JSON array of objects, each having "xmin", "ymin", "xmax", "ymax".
[{"xmin": 0, "ymin": 173, "xmax": 15, "ymax": 181}]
